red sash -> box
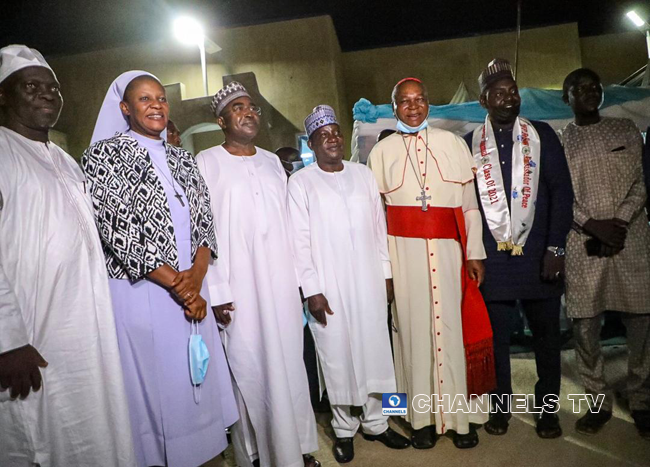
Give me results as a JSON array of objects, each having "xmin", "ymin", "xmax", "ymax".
[{"xmin": 387, "ymin": 205, "xmax": 496, "ymax": 397}]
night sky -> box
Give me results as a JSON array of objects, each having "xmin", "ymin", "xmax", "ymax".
[{"xmin": 1, "ymin": 0, "xmax": 648, "ymax": 56}]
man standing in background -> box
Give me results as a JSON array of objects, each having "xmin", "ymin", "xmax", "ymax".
[{"xmin": 562, "ymin": 68, "xmax": 650, "ymax": 439}]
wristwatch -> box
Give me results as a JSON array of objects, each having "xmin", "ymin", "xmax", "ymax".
[{"xmin": 547, "ymin": 246, "xmax": 566, "ymax": 257}]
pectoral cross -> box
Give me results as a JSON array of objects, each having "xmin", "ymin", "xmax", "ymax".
[
  {"xmin": 416, "ymin": 189, "xmax": 431, "ymax": 212},
  {"xmin": 174, "ymin": 191, "xmax": 185, "ymax": 207}
]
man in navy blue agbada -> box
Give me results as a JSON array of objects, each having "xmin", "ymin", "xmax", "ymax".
[{"xmin": 463, "ymin": 59, "xmax": 573, "ymax": 439}]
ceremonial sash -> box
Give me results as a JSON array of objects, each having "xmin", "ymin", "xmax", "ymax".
[
  {"xmin": 471, "ymin": 117, "xmax": 540, "ymax": 255},
  {"xmin": 387, "ymin": 205, "xmax": 496, "ymax": 397}
]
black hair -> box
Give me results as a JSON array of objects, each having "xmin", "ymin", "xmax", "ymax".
[{"xmin": 562, "ymin": 68, "xmax": 601, "ymax": 100}]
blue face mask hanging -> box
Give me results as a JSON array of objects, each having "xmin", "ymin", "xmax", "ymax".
[
  {"xmin": 396, "ymin": 118, "xmax": 429, "ymax": 134},
  {"xmin": 394, "ymin": 103, "xmax": 430, "ymax": 134},
  {"xmin": 189, "ymin": 320, "xmax": 210, "ymax": 403}
]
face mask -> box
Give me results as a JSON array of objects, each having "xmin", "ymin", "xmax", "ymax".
[
  {"xmin": 396, "ymin": 119, "xmax": 429, "ymax": 134},
  {"xmin": 394, "ymin": 103, "xmax": 430, "ymax": 134},
  {"xmin": 291, "ymin": 160, "xmax": 304, "ymax": 173},
  {"xmin": 188, "ymin": 321, "xmax": 210, "ymax": 403}
]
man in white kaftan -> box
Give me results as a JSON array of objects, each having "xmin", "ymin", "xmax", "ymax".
[
  {"xmin": 0, "ymin": 45, "xmax": 135, "ymax": 467},
  {"xmin": 196, "ymin": 82, "xmax": 319, "ymax": 467},
  {"xmin": 368, "ymin": 78, "xmax": 492, "ymax": 450},
  {"xmin": 288, "ymin": 106, "xmax": 410, "ymax": 463}
]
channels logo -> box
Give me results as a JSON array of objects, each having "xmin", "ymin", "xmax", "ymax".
[{"xmin": 382, "ymin": 393, "xmax": 407, "ymax": 416}]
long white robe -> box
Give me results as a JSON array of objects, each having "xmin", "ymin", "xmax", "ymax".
[
  {"xmin": 368, "ymin": 128, "xmax": 488, "ymax": 434},
  {"xmin": 0, "ymin": 127, "xmax": 136, "ymax": 467},
  {"xmin": 287, "ymin": 161, "xmax": 396, "ymax": 406},
  {"xmin": 196, "ymin": 145, "xmax": 318, "ymax": 467}
]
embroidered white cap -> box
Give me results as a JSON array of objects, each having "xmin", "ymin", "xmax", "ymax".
[{"xmin": 0, "ymin": 44, "xmax": 56, "ymax": 85}]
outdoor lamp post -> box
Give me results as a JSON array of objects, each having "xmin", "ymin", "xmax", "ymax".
[
  {"xmin": 173, "ymin": 16, "xmax": 209, "ymax": 96},
  {"xmin": 626, "ymin": 10, "xmax": 650, "ymax": 86}
]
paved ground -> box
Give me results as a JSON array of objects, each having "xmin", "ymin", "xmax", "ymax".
[{"xmin": 205, "ymin": 345, "xmax": 650, "ymax": 467}]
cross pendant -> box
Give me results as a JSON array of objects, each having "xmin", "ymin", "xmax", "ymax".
[
  {"xmin": 416, "ymin": 189, "xmax": 431, "ymax": 212},
  {"xmin": 174, "ymin": 192, "xmax": 185, "ymax": 207}
]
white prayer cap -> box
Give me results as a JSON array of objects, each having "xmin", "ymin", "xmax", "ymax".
[
  {"xmin": 90, "ymin": 70, "xmax": 162, "ymax": 145},
  {"xmin": 0, "ymin": 44, "xmax": 56, "ymax": 85}
]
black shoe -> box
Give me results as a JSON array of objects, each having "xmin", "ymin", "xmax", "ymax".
[
  {"xmin": 575, "ymin": 410, "xmax": 612, "ymax": 435},
  {"xmin": 252, "ymin": 460, "xmax": 260, "ymax": 467},
  {"xmin": 333, "ymin": 438, "xmax": 354, "ymax": 464},
  {"xmin": 536, "ymin": 412, "xmax": 562, "ymax": 439},
  {"xmin": 303, "ymin": 453, "xmax": 321, "ymax": 467},
  {"xmin": 410, "ymin": 426, "xmax": 437, "ymax": 449},
  {"xmin": 484, "ymin": 412, "xmax": 510, "ymax": 436},
  {"xmin": 632, "ymin": 410, "xmax": 650, "ymax": 440},
  {"xmin": 453, "ymin": 426, "xmax": 479, "ymax": 449},
  {"xmin": 362, "ymin": 427, "xmax": 411, "ymax": 449}
]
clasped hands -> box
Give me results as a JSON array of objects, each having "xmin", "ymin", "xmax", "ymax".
[
  {"xmin": 171, "ymin": 265, "xmax": 208, "ymax": 321},
  {"xmin": 584, "ymin": 218, "xmax": 628, "ymax": 257}
]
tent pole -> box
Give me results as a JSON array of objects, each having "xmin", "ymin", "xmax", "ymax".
[{"xmin": 514, "ymin": 0, "xmax": 522, "ymax": 80}]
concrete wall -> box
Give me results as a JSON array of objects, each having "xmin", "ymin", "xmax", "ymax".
[
  {"xmin": 341, "ymin": 23, "xmax": 582, "ymax": 107},
  {"xmin": 41, "ymin": 15, "xmax": 647, "ymax": 159},
  {"xmin": 581, "ymin": 31, "xmax": 648, "ymax": 85},
  {"xmin": 46, "ymin": 16, "xmax": 348, "ymax": 159}
]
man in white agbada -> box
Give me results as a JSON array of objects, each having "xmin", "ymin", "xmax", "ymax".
[
  {"xmin": 196, "ymin": 82, "xmax": 320, "ymax": 467},
  {"xmin": 0, "ymin": 45, "xmax": 135, "ymax": 466},
  {"xmin": 288, "ymin": 105, "xmax": 411, "ymax": 463}
]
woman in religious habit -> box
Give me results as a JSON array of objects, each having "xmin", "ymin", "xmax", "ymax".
[{"xmin": 81, "ymin": 70, "xmax": 238, "ymax": 467}]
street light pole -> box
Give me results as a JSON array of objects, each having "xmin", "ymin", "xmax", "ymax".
[
  {"xmin": 174, "ymin": 16, "xmax": 210, "ymax": 97},
  {"xmin": 198, "ymin": 39, "xmax": 209, "ymax": 96},
  {"xmin": 626, "ymin": 10, "xmax": 650, "ymax": 86}
]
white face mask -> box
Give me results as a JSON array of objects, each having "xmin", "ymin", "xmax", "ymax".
[{"xmin": 291, "ymin": 160, "xmax": 304, "ymax": 173}]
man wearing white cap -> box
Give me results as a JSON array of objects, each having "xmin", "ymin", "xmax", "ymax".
[
  {"xmin": 288, "ymin": 105, "xmax": 411, "ymax": 463},
  {"xmin": 196, "ymin": 82, "xmax": 320, "ymax": 467},
  {"xmin": 0, "ymin": 45, "xmax": 135, "ymax": 466}
]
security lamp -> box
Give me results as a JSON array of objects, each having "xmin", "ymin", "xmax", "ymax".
[
  {"xmin": 174, "ymin": 16, "xmax": 205, "ymax": 46},
  {"xmin": 173, "ymin": 16, "xmax": 210, "ymax": 96},
  {"xmin": 625, "ymin": 9, "xmax": 650, "ymax": 81}
]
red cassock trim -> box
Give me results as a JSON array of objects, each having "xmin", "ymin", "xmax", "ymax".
[{"xmin": 386, "ymin": 205, "xmax": 496, "ymax": 398}]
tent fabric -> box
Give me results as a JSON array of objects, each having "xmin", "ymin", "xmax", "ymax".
[
  {"xmin": 350, "ymin": 85, "xmax": 650, "ymax": 164},
  {"xmin": 352, "ymin": 86, "xmax": 650, "ymax": 123}
]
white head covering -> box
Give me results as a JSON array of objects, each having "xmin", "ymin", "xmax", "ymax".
[
  {"xmin": 0, "ymin": 44, "xmax": 56, "ymax": 85},
  {"xmin": 90, "ymin": 70, "xmax": 164, "ymax": 144}
]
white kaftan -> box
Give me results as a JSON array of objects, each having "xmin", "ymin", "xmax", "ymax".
[
  {"xmin": 287, "ymin": 161, "xmax": 396, "ymax": 406},
  {"xmin": 368, "ymin": 128, "xmax": 488, "ymax": 434},
  {"xmin": 0, "ymin": 127, "xmax": 136, "ymax": 467},
  {"xmin": 196, "ymin": 145, "xmax": 318, "ymax": 467}
]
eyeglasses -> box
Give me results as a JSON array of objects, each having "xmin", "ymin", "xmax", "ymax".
[{"xmin": 226, "ymin": 103, "xmax": 262, "ymax": 116}]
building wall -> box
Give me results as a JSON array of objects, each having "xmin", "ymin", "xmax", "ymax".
[
  {"xmin": 42, "ymin": 15, "xmax": 648, "ymax": 160},
  {"xmin": 580, "ymin": 31, "xmax": 648, "ymax": 85},
  {"xmin": 46, "ymin": 16, "xmax": 348, "ymax": 159},
  {"xmin": 341, "ymin": 23, "xmax": 582, "ymax": 107}
]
